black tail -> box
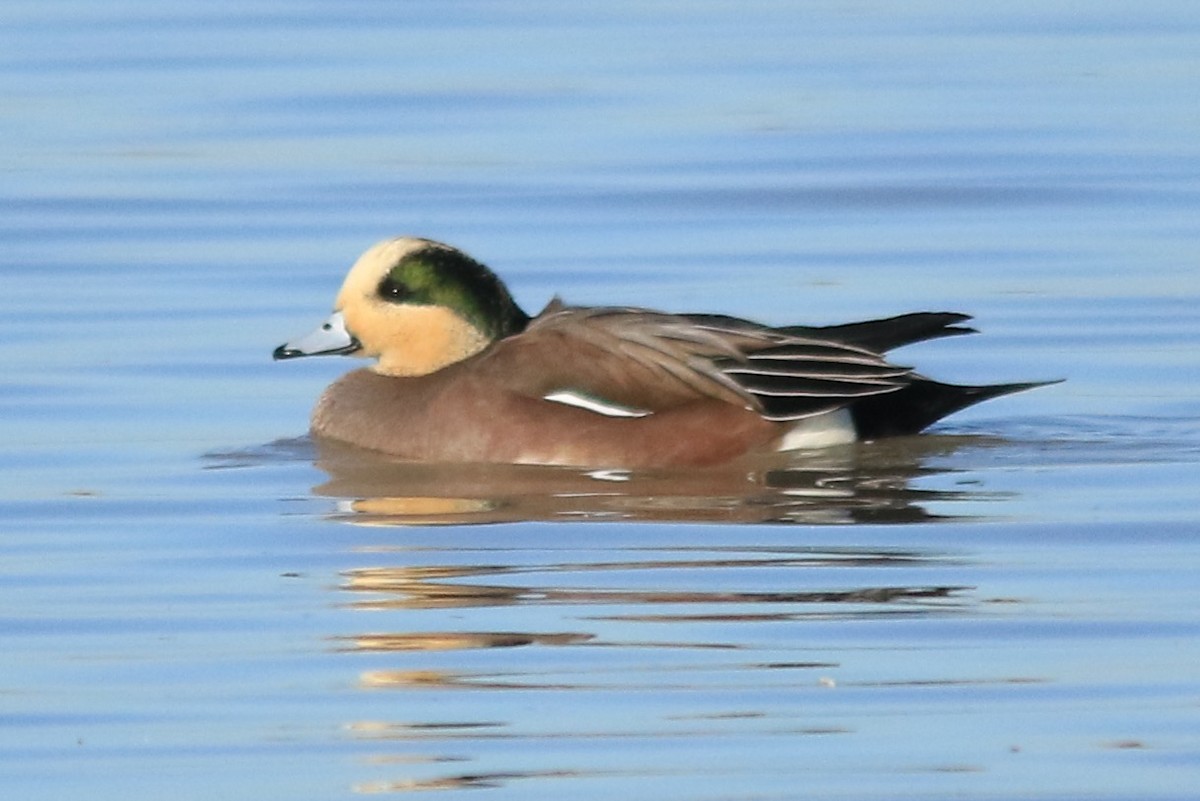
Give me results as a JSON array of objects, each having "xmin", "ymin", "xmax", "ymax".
[
  {"xmin": 850, "ymin": 378, "xmax": 1060, "ymax": 440},
  {"xmin": 793, "ymin": 312, "xmax": 977, "ymax": 353}
]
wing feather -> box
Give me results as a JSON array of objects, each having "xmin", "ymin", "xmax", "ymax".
[{"xmin": 483, "ymin": 304, "xmax": 917, "ymax": 420}]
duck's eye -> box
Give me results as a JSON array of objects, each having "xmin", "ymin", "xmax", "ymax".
[{"xmin": 378, "ymin": 277, "xmax": 411, "ymax": 302}]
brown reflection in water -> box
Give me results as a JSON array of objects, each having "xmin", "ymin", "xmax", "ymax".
[
  {"xmin": 354, "ymin": 769, "xmax": 583, "ymax": 793},
  {"xmin": 350, "ymin": 721, "xmax": 503, "ymax": 738},
  {"xmin": 339, "ymin": 631, "xmax": 594, "ymax": 651},
  {"xmin": 317, "ymin": 436, "xmax": 998, "ymax": 795},
  {"xmin": 312, "ymin": 433, "xmax": 1002, "ymax": 526},
  {"xmin": 358, "ymin": 668, "xmax": 573, "ymax": 691},
  {"xmin": 343, "ymin": 565, "xmax": 525, "ymax": 610},
  {"xmin": 339, "ymin": 556, "xmax": 969, "ymax": 614}
]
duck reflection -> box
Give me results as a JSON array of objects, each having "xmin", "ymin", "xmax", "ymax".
[
  {"xmin": 249, "ymin": 435, "xmax": 1007, "ymax": 794},
  {"xmin": 340, "ymin": 559, "xmax": 968, "ymax": 616},
  {"xmin": 312, "ymin": 432, "xmax": 1000, "ymax": 526}
]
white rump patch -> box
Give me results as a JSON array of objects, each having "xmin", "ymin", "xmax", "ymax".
[
  {"xmin": 544, "ymin": 391, "xmax": 651, "ymax": 418},
  {"xmin": 776, "ymin": 408, "xmax": 857, "ymax": 451}
]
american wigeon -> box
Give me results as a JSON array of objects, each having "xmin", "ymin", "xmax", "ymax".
[{"xmin": 275, "ymin": 237, "xmax": 1052, "ymax": 467}]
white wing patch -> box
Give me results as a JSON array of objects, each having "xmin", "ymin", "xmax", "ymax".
[{"xmin": 543, "ymin": 390, "xmax": 652, "ymax": 418}]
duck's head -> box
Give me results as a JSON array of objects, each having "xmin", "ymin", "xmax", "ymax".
[{"xmin": 274, "ymin": 237, "xmax": 530, "ymax": 376}]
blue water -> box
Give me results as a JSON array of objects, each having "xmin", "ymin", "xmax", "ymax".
[{"xmin": 3, "ymin": 2, "xmax": 1200, "ymax": 799}]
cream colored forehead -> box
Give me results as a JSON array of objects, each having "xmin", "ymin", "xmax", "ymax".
[{"xmin": 335, "ymin": 237, "xmax": 450, "ymax": 306}]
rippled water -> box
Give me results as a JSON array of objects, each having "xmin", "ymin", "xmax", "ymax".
[{"xmin": 3, "ymin": 2, "xmax": 1200, "ymax": 799}]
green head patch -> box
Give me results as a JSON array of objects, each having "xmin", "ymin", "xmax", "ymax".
[{"xmin": 376, "ymin": 245, "xmax": 530, "ymax": 340}]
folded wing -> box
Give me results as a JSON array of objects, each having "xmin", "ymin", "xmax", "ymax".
[{"xmin": 481, "ymin": 304, "xmax": 924, "ymax": 420}]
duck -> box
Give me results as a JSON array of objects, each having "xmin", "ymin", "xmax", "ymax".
[{"xmin": 274, "ymin": 236, "xmax": 1053, "ymax": 468}]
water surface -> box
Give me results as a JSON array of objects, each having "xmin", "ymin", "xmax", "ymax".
[{"xmin": 3, "ymin": 2, "xmax": 1200, "ymax": 799}]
